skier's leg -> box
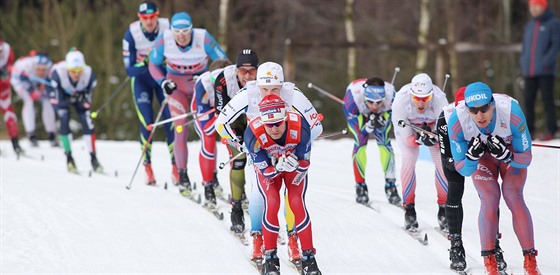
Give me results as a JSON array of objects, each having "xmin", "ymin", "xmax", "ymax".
[
  {"xmin": 258, "ymin": 174, "xmax": 282, "ymax": 251},
  {"xmin": 40, "ymin": 96, "xmax": 57, "ymax": 134},
  {"xmin": 0, "ymin": 85, "xmax": 20, "ymax": 139},
  {"xmin": 154, "ymin": 78, "xmax": 175, "ymax": 164},
  {"xmin": 285, "ymin": 173, "xmax": 314, "ymax": 251}
]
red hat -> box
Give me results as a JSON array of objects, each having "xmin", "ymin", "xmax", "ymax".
[
  {"xmin": 258, "ymin": 94, "xmax": 287, "ymax": 124},
  {"xmin": 529, "ymin": 0, "xmax": 547, "ymax": 8},
  {"xmin": 454, "ymin": 86, "xmax": 466, "ymax": 106}
]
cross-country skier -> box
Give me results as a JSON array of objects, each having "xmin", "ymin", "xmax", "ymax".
[
  {"xmin": 148, "ymin": 11, "xmax": 226, "ymax": 195},
  {"xmin": 48, "ymin": 49, "xmax": 103, "ymax": 173},
  {"xmin": 0, "ymin": 34, "xmax": 23, "ymax": 155},
  {"xmin": 391, "ymin": 73, "xmax": 449, "ymax": 232},
  {"xmin": 123, "ymin": 1, "xmax": 176, "ymax": 185},
  {"xmin": 244, "ymin": 94, "xmax": 322, "ymax": 275},
  {"xmin": 342, "ymin": 76, "xmax": 401, "ymax": 205},
  {"xmin": 447, "ymin": 82, "xmax": 539, "ymax": 275}
]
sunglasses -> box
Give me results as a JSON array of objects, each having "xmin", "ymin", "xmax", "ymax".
[
  {"xmin": 68, "ymin": 67, "xmax": 84, "ymax": 73},
  {"xmin": 264, "ymin": 119, "xmax": 285, "ymax": 128},
  {"xmin": 366, "ymin": 99, "xmax": 383, "ymax": 105},
  {"xmin": 138, "ymin": 12, "xmax": 158, "ymax": 19},
  {"xmin": 172, "ymin": 28, "xmax": 191, "ymax": 35},
  {"xmin": 412, "ymin": 93, "xmax": 433, "ymax": 103},
  {"xmin": 468, "ymin": 104, "xmax": 492, "ymax": 114},
  {"xmin": 238, "ymin": 68, "xmax": 257, "ymax": 76}
]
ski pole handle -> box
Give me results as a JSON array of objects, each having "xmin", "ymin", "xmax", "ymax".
[
  {"xmin": 396, "ymin": 119, "xmax": 438, "ymax": 138},
  {"xmin": 307, "ymin": 82, "xmax": 344, "ymax": 105},
  {"xmin": 390, "ymin": 67, "xmax": 400, "ymax": 85},
  {"xmin": 219, "ymin": 151, "xmax": 245, "ymax": 169}
]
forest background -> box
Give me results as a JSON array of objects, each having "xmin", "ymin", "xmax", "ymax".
[{"xmin": 1, "ymin": 0, "xmax": 559, "ymax": 141}]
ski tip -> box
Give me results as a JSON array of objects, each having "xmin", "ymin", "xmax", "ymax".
[
  {"xmin": 114, "ymin": 170, "xmax": 118, "ymax": 177},
  {"xmin": 88, "ymin": 171, "xmax": 93, "ymax": 177},
  {"xmin": 164, "ymin": 182, "xmax": 168, "ymax": 190}
]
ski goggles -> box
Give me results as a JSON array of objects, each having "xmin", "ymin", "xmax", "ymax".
[
  {"xmin": 238, "ymin": 67, "xmax": 257, "ymax": 76},
  {"xmin": 411, "ymin": 93, "xmax": 433, "ymax": 103},
  {"xmin": 264, "ymin": 118, "xmax": 285, "ymax": 128},
  {"xmin": 172, "ymin": 27, "xmax": 191, "ymax": 35}
]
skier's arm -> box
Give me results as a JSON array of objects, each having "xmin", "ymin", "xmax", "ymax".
[
  {"xmin": 148, "ymin": 34, "xmax": 166, "ymax": 84},
  {"xmin": 244, "ymin": 127, "xmax": 277, "ymax": 178},
  {"xmin": 437, "ymin": 110, "xmax": 455, "ymax": 171},
  {"xmin": 123, "ymin": 31, "xmax": 148, "ymax": 77},
  {"xmin": 508, "ymin": 101, "xmax": 532, "ymax": 168},
  {"xmin": 391, "ymin": 93, "xmax": 418, "ymax": 147},
  {"xmin": 448, "ymin": 111, "xmax": 477, "ymax": 177},
  {"xmin": 291, "ymin": 88, "xmax": 323, "ymax": 140},
  {"xmin": 203, "ymin": 32, "xmax": 227, "ymax": 61},
  {"xmin": 213, "ymin": 71, "xmax": 231, "ymax": 115},
  {"xmin": 215, "ymin": 89, "xmax": 248, "ymax": 142},
  {"xmin": 342, "ymin": 90, "xmax": 367, "ymax": 135}
]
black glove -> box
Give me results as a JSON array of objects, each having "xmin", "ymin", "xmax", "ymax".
[
  {"xmin": 417, "ymin": 123, "xmax": 437, "ymax": 146},
  {"xmin": 161, "ymin": 79, "xmax": 177, "ymax": 95},
  {"xmin": 443, "ymin": 157, "xmax": 456, "ymax": 171},
  {"xmin": 370, "ymin": 113, "xmax": 387, "ymax": 129},
  {"xmin": 466, "ymin": 133, "xmax": 486, "ymax": 161},
  {"xmin": 486, "ymin": 135, "xmax": 513, "ymax": 163}
]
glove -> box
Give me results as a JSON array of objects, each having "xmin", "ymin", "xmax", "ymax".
[
  {"xmin": 443, "ymin": 157, "xmax": 456, "ymax": 171},
  {"xmin": 486, "ymin": 135, "xmax": 513, "ymax": 163},
  {"xmin": 282, "ymin": 153, "xmax": 299, "ymax": 172},
  {"xmin": 370, "ymin": 113, "xmax": 387, "ymax": 129},
  {"xmin": 273, "ymin": 155, "xmax": 286, "ymax": 172},
  {"xmin": 466, "ymin": 134, "xmax": 486, "ymax": 161},
  {"xmin": 161, "ymin": 79, "xmax": 177, "ymax": 95},
  {"xmin": 364, "ymin": 117, "xmax": 375, "ymax": 134},
  {"xmin": 30, "ymin": 90, "xmax": 42, "ymax": 101},
  {"xmin": 417, "ymin": 123, "xmax": 437, "ymax": 146}
]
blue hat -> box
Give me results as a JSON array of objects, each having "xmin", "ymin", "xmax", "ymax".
[
  {"xmin": 171, "ymin": 12, "xmax": 192, "ymax": 30},
  {"xmin": 363, "ymin": 84, "xmax": 385, "ymax": 102},
  {"xmin": 138, "ymin": 1, "xmax": 158, "ymax": 15},
  {"xmin": 464, "ymin": 82, "xmax": 493, "ymax": 107},
  {"xmin": 34, "ymin": 53, "xmax": 52, "ymax": 67}
]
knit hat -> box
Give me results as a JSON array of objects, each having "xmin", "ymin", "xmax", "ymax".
[
  {"xmin": 257, "ymin": 62, "xmax": 284, "ymax": 86},
  {"xmin": 454, "ymin": 86, "xmax": 466, "ymax": 106},
  {"xmin": 464, "ymin": 82, "xmax": 493, "ymax": 107},
  {"xmin": 138, "ymin": 1, "xmax": 158, "ymax": 16},
  {"xmin": 258, "ymin": 94, "xmax": 287, "ymax": 124},
  {"xmin": 529, "ymin": 0, "xmax": 547, "ymax": 8},
  {"xmin": 236, "ymin": 49, "xmax": 258, "ymax": 68},
  {"xmin": 171, "ymin": 12, "xmax": 192, "ymax": 30},
  {"xmin": 65, "ymin": 49, "xmax": 85, "ymax": 70},
  {"xmin": 410, "ymin": 73, "xmax": 433, "ymax": 97}
]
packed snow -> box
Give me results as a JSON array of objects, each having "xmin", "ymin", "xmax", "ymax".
[{"xmin": 1, "ymin": 137, "xmax": 559, "ymax": 274}]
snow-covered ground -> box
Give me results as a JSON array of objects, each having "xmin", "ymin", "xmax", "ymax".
[{"xmin": 1, "ymin": 137, "xmax": 559, "ymax": 274}]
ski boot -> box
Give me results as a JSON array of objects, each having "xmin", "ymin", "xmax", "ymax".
[
  {"xmin": 302, "ymin": 249, "xmax": 322, "ymax": 275},
  {"xmin": 384, "ymin": 179, "xmax": 401, "ymax": 205},
  {"xmin": 28, "ymin": 133, "xmax": 38, "ymax": 147},
  {"xmin": 251, "ymin": 231, "xmax": 264, "ymax": 260},
  {"xmin": 178, "ymin": 168, "xmax": 192, "ymax": 196},
  {"xmin": 449, "ymin": 234, "xmax": 466, "ymax": 271},
  {"xmin": 66, "ymin": 152, "xmax": 77, "ymax": 173},
  {"xmin": 437, "ymin": 204, "xmax": 449, "ymax": 232},
  {"xmin": 523, "ymin": 248, "xmax": 540, "ymax": 275},
  {"xmin": 144, "ymin": 160, "xmax": 156, "ymax": 185},
  {"xmin": 263, "ymin": 249, "xmax": 280, "ymax": 275},
  {"xmin": 211, "ymin": 171, "xmax": 223, "ymax": 197},
  {"xmin": 230, "ymin": 200, "xmax": 245, "ymax": 233},
  {"xmin": 355, "ymin": 183, "xmax": 369, "ymax": 204},
  {"xmin": 404, "ymin": 203, "xmax": 418, "ymax": 231},
  {"xmin": 48, "ymin": 132, "xmax": 60, "ymax": 147},
  {"xmin": 11, "ymin": 137, "xmax": 23, "ymax": 157},
  {"xmin": 204, "ymin": 182, "xmax": 217, "ymax": 208},
  {"xmin": 494, "ymin": 234, "xmax": 507, "ymax": 272},
  {"xmin": 171, "ymin": 164, "xmax": 179, "ymax": 185},
  {"xmin": 287, "ymin": 229, "xmax": 301, "ymax": 262},
  {"xmin": 90, "ymin": 152, "xmax": 103, "ymax": 173},
  {"xmin": 482, "ymin": 252, "xmax": 499, "ymax": 275}
]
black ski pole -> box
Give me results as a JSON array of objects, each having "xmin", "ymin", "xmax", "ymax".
[{"xmin": 91, "ymin": 76, "xmax": 131, "ymax": 119}]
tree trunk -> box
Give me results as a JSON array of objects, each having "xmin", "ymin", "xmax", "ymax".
[
  {"xmin": 416, "ymin": 0, "xmax": 430, "ymax": 73},
  {"xmin": 218, "ymin": 0, "xmax": 229, "ymax": 52},
  {"xmin": 445, "ymin": 0, "xmax": 459, "ymax": 94},
  {"xmin": 345, "ymin": 0, "xmax": 356, "ymax": 82}
]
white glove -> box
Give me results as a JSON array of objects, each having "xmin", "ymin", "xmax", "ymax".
[
  {"xmin": 282, "ymin": 154, "xmax": 299, "ymax": 172},
  {"xmin": 273, "ymin": 155, "xmax": 286, "ymax": 172},
  {"xmin": 365, "ymin": 115, "xmax": 376, "ymax": 134}
]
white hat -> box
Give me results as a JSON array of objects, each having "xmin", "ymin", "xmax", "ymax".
[
  {"xmin": 65, "ymin": 50, "xmax": 85, "ymax": 70},
  {"xmin": 410, "ymin": 73, "xmax": 433, "ymax": 97},
  {"xmin": 256, "ymin": 62, "xmax": 284, "ymax": 86}
]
